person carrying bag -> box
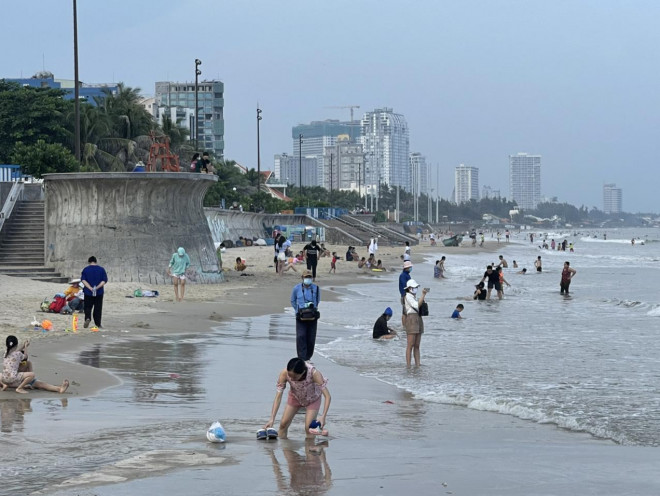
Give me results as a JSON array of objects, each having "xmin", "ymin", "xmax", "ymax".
[{"xmin": 290, "ymin": 270, "xmax": 321, "ymax": 360}]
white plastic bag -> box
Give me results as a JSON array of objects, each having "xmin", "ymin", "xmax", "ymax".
[{"xmin": 206, "ymin": 421, "xmax": 226, "ymax": 443}]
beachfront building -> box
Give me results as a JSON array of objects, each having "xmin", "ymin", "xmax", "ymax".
[
  {"xmin": 361, "ymin": 108, "xmax": 411, "ymax": 192},
  {"xmin": 292, "ymin": 120, "xmax": 360, "ymax": 187},
  {"xmin": 410, "ymin": 153, "xmax": 429, "ymax": 196},
  {"xmin": 323, "ymin": 135, "xmax": 365, "ymax": 192},
  {"xmin": 274, "ymin": 153, "xmax": 319, "ymax": 188},
  {"xmin": 603, "ymin": 183, "xmax": 623, "ymax": 214},
  {"xmin": 454, "ymin": 164, "xmax": 479, "ymax": 204},
  {"xmin": 6, "ymin": 74, "xmax": 118, "ymax": 106},
  {"xmin": 155, "ymin": 80, "xmax": 225, "ymax": 159},
  {"xmin": 509, "ymin": 153, "xmax": 541, "ymax": 210}
]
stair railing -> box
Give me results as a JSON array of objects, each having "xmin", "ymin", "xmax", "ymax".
[{"xmin": 0, "ymin": 182, "xmax": 25, "ymax": 234}]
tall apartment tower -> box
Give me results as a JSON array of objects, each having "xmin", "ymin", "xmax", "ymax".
[
  {"xmin": 274, "ymin": 153, "xmax": 318, "ymax": 187},
  {"xmin": 323, "ymin": 135, "xmax": 365, "ymax": 191},
  {"xmin": 603, "ymin": 183, "xmax": 623, "ymax": 214},
  {"xmin": 509, "ymin": 153, "xmax": 541, "ymax": 210},
  {"xmin": 291, "ymin": 120, "xmax": 360, "ymax": 187},
  {"xmin": 361, "ymin": 108, "xmax": 411, "ymax": 192},
  {"xmin": 155, "ymin": 80, "xmax": 225, "ymax": 159},
  {"xmin": 454, "ymin": 164, "xmax": 479, "ymax": 204},
  {"xmin": 410, "ymin": 153, "xmax": 429, "ymax": 196}
]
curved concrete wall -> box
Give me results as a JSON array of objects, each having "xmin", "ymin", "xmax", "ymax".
[
  {"xmin": 44, "ymin": 173, "xmax": 223, "ymax": 284},
  {"xmin": 205, "ymin": 209, "xmax": 310, "ymax": 244}
]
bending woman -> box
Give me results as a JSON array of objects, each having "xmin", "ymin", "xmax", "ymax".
[
  {"xmin": 2, "ymin": 336, "xmax": 69, "ymax": 394},
  {"xmin": 264, "ymin": 358, "xmax": 331, "ymax": 439}
]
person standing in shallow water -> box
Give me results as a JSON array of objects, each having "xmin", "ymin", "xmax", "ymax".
[
  {"xmin": 168, "ymin": 247, "xmax": 191, "ymax": 302},
  {"xmin": 81, "ymin": 256, "xmax": 108, "ymax": 328},
  {"xmin": 291, "ymin": 270, "xmax": 321, "ymax": 361},
  {"xmin": 560, "ymin": 261, "xmax": 577, "ymax": 295}
]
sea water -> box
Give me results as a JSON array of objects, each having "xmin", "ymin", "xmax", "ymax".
[{"xmin": 316, "ymin": 228, "xmax": 660, "ymax": 446}]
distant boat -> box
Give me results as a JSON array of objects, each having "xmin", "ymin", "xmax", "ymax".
[{"xmin": 442, "ymin": 235, "xmax": 463, "ymax": 247}]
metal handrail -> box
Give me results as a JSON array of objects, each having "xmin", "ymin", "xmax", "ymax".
[{"xmin": 0, "ymin": 182, "xmax": 25, "ymax": 233}]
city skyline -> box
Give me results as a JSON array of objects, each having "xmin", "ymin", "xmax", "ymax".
[{"xmin": 2, "ymin": 1, "xmax": 658, "ymax": 211}]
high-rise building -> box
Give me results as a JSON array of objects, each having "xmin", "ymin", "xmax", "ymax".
[
  {"xmin": 454, "ymin": 164, "xmax": 479, "ymax": 204},
  {"xmin": 155, "ymin": 80, "xmax": 225, "ymax": 159},
  {"xmin": 603, "ymin": 183, "xmax": 623, "ymax": 214},
  {"xmin": 410, "ymin": 153, "xmax": 428, "ymax": 196},
  {"xmin": 292, "ymin": 120, "xmax": 360, "ymax": 186},
  {"xmin": 361, "ymin": 108, "xmax": 410, "ymax": 192},
  {"xmin": 323, "ymin": 135, "xmax": 365, "ymax": 191},
  {"xmin": 274, "ymin": 153, "xmax": 319, "ymax": 188},
  {"xmin": 509, "ymin": 153, "xmax": 541, "ymax": 210}
]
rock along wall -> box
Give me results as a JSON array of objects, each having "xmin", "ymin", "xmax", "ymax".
[{"xmin": 44, "ymin": 173, "xmax": 223, "ymax": 284}]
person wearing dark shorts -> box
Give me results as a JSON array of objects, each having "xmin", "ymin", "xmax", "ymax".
[
  {"xmin": 535, "ymin": 256, "xmax": 542, "ymax": 273},
  {"xmin": 560, "ymin": 261, "xmax": 576, "ymax": 295},
  {"xmin": 479, "ymin": 265, "xmax": 501, "ymax": 300},
  {"xmin": 303, "ymin": 240, "xmax": 319, "ymax": 281}
]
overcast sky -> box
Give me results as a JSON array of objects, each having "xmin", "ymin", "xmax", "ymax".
[{"xmin": 3, "ymin": 1, "xmax": 659, "ymax": 212}]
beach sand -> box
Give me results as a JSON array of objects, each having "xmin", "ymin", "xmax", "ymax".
[{"xmin": 2, "ymin": 240, "xmax": 659, "ymax": 495}]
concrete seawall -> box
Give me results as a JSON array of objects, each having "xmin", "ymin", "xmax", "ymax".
[
  {"xmin": 44, "ymin": 173, "xmax": 223, "ymax": 284},
  {"xmin": 205, "ymin": 209, "xmax": 310, "ymax": 244}
]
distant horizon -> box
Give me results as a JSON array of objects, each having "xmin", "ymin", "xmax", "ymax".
[{"xmin": 2, "ymin": 1, "xmax": 658, "ymax": 211}]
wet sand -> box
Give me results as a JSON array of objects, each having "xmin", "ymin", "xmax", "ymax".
[{"xmin": 3, "ymin": 240, "xmax": 659, "ymax": 495}]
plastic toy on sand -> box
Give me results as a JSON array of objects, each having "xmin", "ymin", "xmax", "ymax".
[
  {"xmin": 308, "ymin": 420, "xmax": 329, "ymax": 437},
  {"xmin": 206, "ymin": 421, "xmax": 226, "ymax": 443}
]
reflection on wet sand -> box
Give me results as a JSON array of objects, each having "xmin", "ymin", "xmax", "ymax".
[
  {"xmin": 269, "ymin": 439, "xmax": 332, "ymax": 495},
  {"xmin": 77, "ymin": 337, "xmax": 206, "ymax": 404},
  {"xmin": 0, "ymin": 398, "xmax": 32, "ymax": 433}
]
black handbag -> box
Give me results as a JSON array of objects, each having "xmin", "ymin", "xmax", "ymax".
[
  {"xmin": 418, "ymin": 301, "xmax": 429, "ymax": 317},
  {"xmin": 298, "ymin": 306, "xmax": 320, "ymax": 321}
]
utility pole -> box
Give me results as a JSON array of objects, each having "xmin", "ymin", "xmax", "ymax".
[
  {"xmin": 298, "ymin": 134, "xmax": 303, "ymax": 196},
  {"xmin": 257, "ymin": 106, "xmax": 262, "ymax": 192},
  {"xmin": 194, "ymin": 59, "xmax": 202, "ymax": 150},
  {"xmin": 396, "ymin": 185, "xmax": 400, "ymax": 223},
  {"xmin": 73, "ymin": 0, "xmax": 80, "ymax": 162}
]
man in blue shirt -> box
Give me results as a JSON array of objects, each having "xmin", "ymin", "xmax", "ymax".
[
  {"xmin": 81, "ymin": 256, "xmax": 108, "ymax": 328},
  {"xmin": 290, "ymin": 269, "xmax": 320, "ymax": 360},
  {"xmin": 399, "ymin": 261, "xmax": 413, "ymax": 326}
]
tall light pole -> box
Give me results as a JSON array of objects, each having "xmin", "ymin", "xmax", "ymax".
[
  {"xmin": 73, "ymin": 0, "xmax": 80, "ymax": 163},
  {"xmin": 257, "ymin": 106, "xmax": 262, "ymax": 192},
  {"xmin": 194, "ymin": 59, "xmax": 202, "ymax": 150},
  {"xmin": 298, "ymin": 134, "xmax": 303, "ymax": 196}
]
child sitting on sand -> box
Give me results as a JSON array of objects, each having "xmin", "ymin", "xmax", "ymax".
[{"xmin": 2, "ymin": 336, "xmax": 69, "ymax": 394}]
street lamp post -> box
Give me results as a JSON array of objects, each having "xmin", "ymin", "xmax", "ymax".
[
  {"xmin": 257, "ymin": 106, "xmax": 262, "ymax": 192},
  {"xmin": 298, "ymin": 134, "xmax": 303, "ymax": 196},
  {"xmin": 194, "ymin": 59, "xmax": 202, "ymax": 150},
  {"xmin": 73, "ymin": 0, "xmax": 80, "ymax": 163}
]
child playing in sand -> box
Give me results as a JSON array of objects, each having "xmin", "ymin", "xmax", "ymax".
[
  {"xmin": 261, "ymin": 358, "xmax": 331, "ymax": 439},
  {"xmin": 329, "ymin": 252, "xmax": 340, "ymax": 274},
  {"xmin": 2, "ymin": 336, "xmax": 69, "ymax": 394}
]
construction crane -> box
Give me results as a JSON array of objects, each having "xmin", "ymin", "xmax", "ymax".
[{"xmin": 325, "ymin": 105, "xmax": 361, "ymax": 123}]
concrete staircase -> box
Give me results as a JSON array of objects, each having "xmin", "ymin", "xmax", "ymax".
[{"xmin": 0, "ymin": 201, "xmax": 68, "ymax": 283}]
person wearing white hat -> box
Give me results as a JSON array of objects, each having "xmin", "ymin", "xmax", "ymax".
[
  {"xmin": 399, "ymin": 260, "xmax": 413, "ymax": 326},
  {"xmin": 403, "ymin": 279, "xmax": 428, "ymax": 367}
]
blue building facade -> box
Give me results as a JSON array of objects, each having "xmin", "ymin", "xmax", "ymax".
[{"xmin": 5, "ymin": 77, "xmax": 118, "ymax": 106}]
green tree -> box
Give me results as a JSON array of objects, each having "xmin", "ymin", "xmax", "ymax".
[
  {"xmin": 11, "ymin": 140, "xmax": 79, "ymax": 177},
  {"xmin": 0, "ymin": 80, "xmax": 72, "ymax": 163}
]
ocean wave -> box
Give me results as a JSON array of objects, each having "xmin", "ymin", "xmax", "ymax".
[
  {"xmin": 580, "ymin": 237, "xmax": 646, "ymax": 245},
  {"xmin": 415, "ymin": 391, "xmax": 627, "ymax": 445},
  {"xmin": 603, "ymin": 298, "xmax": 659, "ymax": 312}
]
